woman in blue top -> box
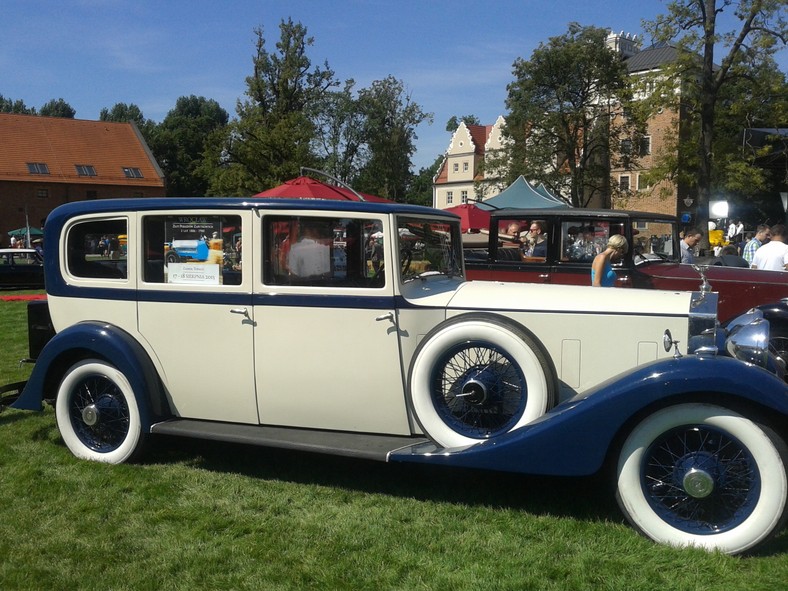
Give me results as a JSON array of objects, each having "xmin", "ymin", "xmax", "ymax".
[{"xmin": 591, "ymin": 234, "xmax": 628, "ymax": 287}]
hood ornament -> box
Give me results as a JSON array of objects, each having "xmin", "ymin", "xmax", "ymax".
[{"xmin": 691, "ymin": 264, "xmax": 712, "ymax": 294}]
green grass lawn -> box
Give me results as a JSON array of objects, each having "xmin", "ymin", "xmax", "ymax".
[{"xmin": 1, "ymin": 292, "xmax": 787, "ymax": 590}]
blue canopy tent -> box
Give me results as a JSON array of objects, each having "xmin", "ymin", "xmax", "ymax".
[{"xmin": 482, "ymin": 176, "xmax": 570, "ymax": 209}]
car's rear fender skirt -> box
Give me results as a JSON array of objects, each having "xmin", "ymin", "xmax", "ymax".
[
  {"xmin": 11, "ymin": 322, "xmax": 168, "ymax": 426},
  {"xmin": 390, "ymin": 355, "xmax": 788, "ymax": 476}
]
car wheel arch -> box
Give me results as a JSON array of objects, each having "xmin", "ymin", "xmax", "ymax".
[
  {"xmin": 31, "ymin": 323, "xmax": 170, "ymax": 422},
  {"xmin": 601, "ymin": 390, "xmax": 788, "ymax": 482}
]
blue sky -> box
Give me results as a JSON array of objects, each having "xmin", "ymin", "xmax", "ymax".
[{"xmin": 3, "ymin": 0, "xmax": 785, "ymax": 172}]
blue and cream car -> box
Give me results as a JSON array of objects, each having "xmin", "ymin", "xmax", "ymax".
[{"xmin": 8, "ymin": 197, "xmax": 788, "ymax": 555}]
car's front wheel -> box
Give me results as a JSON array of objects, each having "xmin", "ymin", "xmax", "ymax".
[
  {"xmin": 55, "ymin": 360, "xmax": 146, "ymax": 464},
  {"xmin": 408, "ymin": 314, "xmax": 556, "ymax": 448},
  {"xmin": 616, "ymin": 403, "xmax": 788, "ymax": 554}
]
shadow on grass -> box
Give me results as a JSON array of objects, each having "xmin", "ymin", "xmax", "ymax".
[
  {"xmin": 147, "ymin": 434, "xmax": 621, "ymax": 523},
  {"xmin": 142, "ymin": 435, "xmax": 788, "ymax": 557}
]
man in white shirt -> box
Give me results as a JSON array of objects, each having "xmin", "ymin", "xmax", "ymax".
[{"xmin": 751, "ymin": 224, "xmax": 788, "ymax": 271}]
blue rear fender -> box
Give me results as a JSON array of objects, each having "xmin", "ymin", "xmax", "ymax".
[
  {"xmin": 392, "ymin": 355, "xmax": 788, "ymax": 476},
  {"xmin": 12, "ymin": 322, "xmax": 168, "ymax": 429}
]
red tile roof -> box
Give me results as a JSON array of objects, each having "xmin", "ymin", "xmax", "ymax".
[
  {"xmin": 0, "ymin": 114, "xmax": 164, "ymax": 187},
  {"xmin": 467, "ymin": 124, "xmax": 493, "ymax": 155}
]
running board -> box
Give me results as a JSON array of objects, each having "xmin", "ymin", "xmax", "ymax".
[{"xmin": 150, "ymin": 419, "xmax": 430, "ymax": 462}]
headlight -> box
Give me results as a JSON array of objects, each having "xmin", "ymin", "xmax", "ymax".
[{"xmin": 725, "ymin": 315, "xmax": 770, "ymax": 368}]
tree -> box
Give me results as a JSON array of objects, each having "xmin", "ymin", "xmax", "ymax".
[
  {"xmin": 202, "ymin": 19, "xmax": 338, "ymax": 195},
  {"xmin": 99, "ymin": 102, "xmax": 157, "ymax": 143},
  {"xmin": 505, "ymin": 24, "xmax": 641, "ymax": 207},
  {"xmin": 311, "ymin": 80, "xmax": 367, "ymax": 184},
  {"xmin": 644, "ymin": 0, "xmax": 788, "ymax": 235},
  {"xmin": 408, "ymin": 155, "xmax": 444, "ymax": 206},
  {"xmin": 355, "ymin": 76, "xmax": 432, "ymax": 201},
  {"xmin": 39, "ymin": 98, "xmax": 76, "ymax": 118},
  {"xmin": 149, "ymin": 96, "xmax": 229, "ymax": 196},
  {"xmin": 445, "ymin": 115, "xmax": 480, "ymax": 131},
  {"xmin": 0, "ymin": 95, "xmax": 35, "ymax": 114}
]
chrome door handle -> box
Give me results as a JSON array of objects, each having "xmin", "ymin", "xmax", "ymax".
[
  {"xmin": 230, "ymin": 308, "xmax": 249, "ymax": 318},
  {"xmin": 376, "ymin": 312, "xmax": 394, "ymax": 322}
]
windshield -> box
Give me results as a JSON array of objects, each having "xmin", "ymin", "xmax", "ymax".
[{"xmin": 396, "ymin": 216, "xmax": 464, "ymax": 282}]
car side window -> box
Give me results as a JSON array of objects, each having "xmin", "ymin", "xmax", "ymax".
[
  {"xmin": 562, "ymin": 221, "xmax": 610, "ymax": 262},
  {"xmin": 141, "ymin": 215, "xmax": 242, "ymax": 285},
  {"xmin": 263, "ymin": 215, "xmax": 385, "ymax": 288},
  {"xmin": 66, "ymin": 218, "xmax": 128, "ymax": 279},
  {"xmin": 493, "ymin": 218, "xmax": 548, "ymax": 263}
]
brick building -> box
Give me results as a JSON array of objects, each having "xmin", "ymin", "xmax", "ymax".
[
  {"xmin": 610, "ymin": 40, "xmax": 690, "ymax": 219},
  {"xmin": 0, "ymin": 114, "xmax": 165, "ymax": 244}
]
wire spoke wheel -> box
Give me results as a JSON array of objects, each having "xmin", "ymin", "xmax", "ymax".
[
  {"xmin": 408, "ymin": 314, "xmax": 556, "ymax": 448},
  {"xmin": 56, "ymin": 360, "xmax": 146, "ymax": 464},
  {"xmin": 642, "ymin": 425, "xmax": 757, "ymax": 533},
  {"xmin": 431, "ymin": 341, "xmax": 525, "ymax": 438},
  {"xmin": 616, "ymin": 403, "xmax": 788, "ymax": 554},
  {"xmin": 69, "ymin": 374, "xmax": 131, "ymax": 453}
]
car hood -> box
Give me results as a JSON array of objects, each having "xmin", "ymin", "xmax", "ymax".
[
  {"xmin": 447, "ymin": 279, "xmax": 698, "ymax": 316},
  {"xmin": 639, "ymin": 261, "xmax": 786, "ymax": 286}
]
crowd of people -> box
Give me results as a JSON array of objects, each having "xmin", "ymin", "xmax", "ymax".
[{"xmin": 679, "ymin": 221, "xmax": 788, "ymax": 270}]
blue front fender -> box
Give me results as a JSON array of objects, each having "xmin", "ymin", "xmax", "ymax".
[
  {"xmin": 12, "ymin": 322, "xmax": 167, "ymax": 425},
  {"xmin": 392, "ymin": 355, "xmax": 788, "ymax": 476}
]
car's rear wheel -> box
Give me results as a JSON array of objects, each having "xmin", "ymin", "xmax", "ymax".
[
  {"xmin": 55, "ymin": 360, "xmax": 146, "ymax": 464},
  {"xmin": 616, "ymin": 403, "xmax": 788, "ymax": 554},
  {"xmin": 408, "ymin": 314, "xmax": 556, "ymax": 448}
]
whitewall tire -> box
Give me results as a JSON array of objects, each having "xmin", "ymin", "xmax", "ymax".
[
  {"xmin": 55, "ymin": 360, "xmax": 146, "ymax": 464},
  {"xmin": 408, "ymin": 314, "xmax": 556, "ymax": 448},
  {"xmin": 616, "ymin": 403, "xmax": 788, "ymax": 554}
]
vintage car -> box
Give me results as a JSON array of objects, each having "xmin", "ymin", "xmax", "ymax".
[
  {"xmin": 6, "ymin": 197, "xmax": 788, "ymax": 555},
  {"xmin": 0, "ymin": 248, "xmax": 45, "ymax": 289},
  {"xmin": 464, "ymin": 207, "xmax": 788, "ymax": 331}
]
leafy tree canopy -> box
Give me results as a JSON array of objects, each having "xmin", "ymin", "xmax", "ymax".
[
  {"xmin": 643, "ymin": 0, "xmax": 788, "ymax": 232},
  {"xmin": 505, "ymin": 23, "xmax": 639, "ymax": 207},
  {"xmin": 39, "ymin": 98, "xmax": 76, "ymax": 118},
  {"xmin": 355, "ymin": 76, "xmax": 432, "ymax": 201},
  {"xmin": 202, "ymin": 18, "xmax": 338, "ymax": 195},
  {"xmin": 0, "ymin": 95, "xmax": 35, "ymax": 114},
  {"xmin": 445, "ymin": 115, "xmax": 481, "ymax": 131}
]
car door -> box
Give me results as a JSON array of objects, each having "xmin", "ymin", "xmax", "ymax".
[
  {"xmin": 252, "ymin": 211, "xmax": 411, "ymax": 435},
  {"xmin": 136, "ymin": 210, "xmax": 257, "ymax": 424}
]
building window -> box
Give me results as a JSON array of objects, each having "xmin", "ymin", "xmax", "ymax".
[
  {"xmin": 75, "ymin": 164, "xmax": 97, "ymax": 176},
  {"xmin": 461, "ymin": 190, "xmax": 468, "ymax": 204},
  {"xmin": 620, "ymin": 139, "xmax": 632, "ymax": 155},
  {"xmin": 27, "ymin": 162, "xmax": 49, "ymax": 175},
  {"xmin": 619, "ymin": 175, "xmax": 631, "ymax": 192},
  {"xmin": 123, "ymin": 167, "xmax": 144, "ymax": 178},
  {"xmin": 36, "ymin": 189, "xmax": 49, "ymax": 199},
  {"xmin": 447, "ymin": 191, "xmax": 453, "ymax": 205},
  {"xmin": 86, "ymin": 191, "xmax": 98, "ymax": 200},
  {"xmin": 452, "ymin": 163, "xmax": 459, "ymax": 173},
  {"xmin": 463, "ymin": 162, "xmax": 469, "ymax": 172},
  {"xmin": 639, "ymin": 136, "xmax": 651, "ymax": 156}
]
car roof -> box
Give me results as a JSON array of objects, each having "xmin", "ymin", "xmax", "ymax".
[
  {"xmin": 43, "ymin": 198, "xmax": 461, "ymax": 244},
  {"xmin": 488, "ymin": 208, "xmax": 677, "ymax": 222},
  {"xmin": 46, "ymin": 197, "xmax": 451, "ymax": 218}
]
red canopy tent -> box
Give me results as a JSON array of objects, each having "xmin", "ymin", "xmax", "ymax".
[
  {"xmin": 443, "ymin": 203, "xmax": 492, "ymax": 233},
  {"xmin": 254, "ymin": 176, "xmax": 392, "ymax": 203}
]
